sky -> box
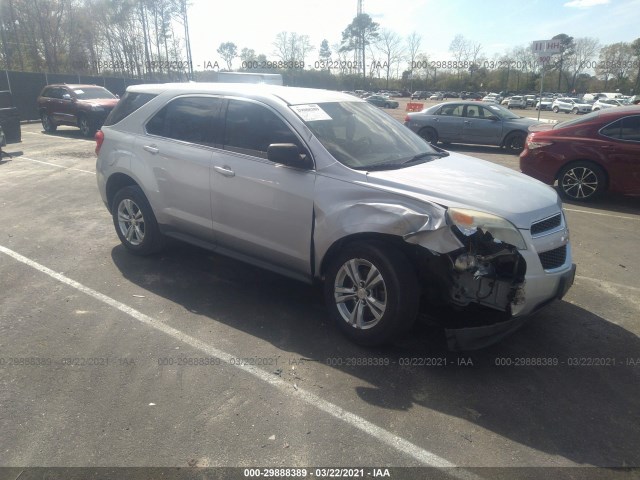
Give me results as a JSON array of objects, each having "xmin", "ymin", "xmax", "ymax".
[{"xmin": 186, "ymin": 0, "xmax": 640, "ymax": 70}]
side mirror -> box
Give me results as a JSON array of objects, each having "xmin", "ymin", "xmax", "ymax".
[
  {"xmin": 267, "ymin": 143, "xmax": 313, "ymax": 170},
  {"xmin": 62, "ymin": 93, "xmax": 72, "ymax": 100},
  {"xmin": 487, "ymin": 115, "xmax": 499, "ymax": 121}
]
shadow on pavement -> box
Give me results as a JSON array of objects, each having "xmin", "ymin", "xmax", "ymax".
[{"xmin": 111, "ymin": 242, "xmax": 640, "ymax": 468}]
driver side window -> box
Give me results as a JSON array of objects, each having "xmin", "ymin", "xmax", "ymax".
[{"xmin": 224, "ymin": 100, "xmax": 303, "ymax": 160}]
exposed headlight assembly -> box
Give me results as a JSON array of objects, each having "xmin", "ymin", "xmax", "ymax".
[{"xmin": 447, "ymin": 208, "xmax": 527, "ymax": 250}]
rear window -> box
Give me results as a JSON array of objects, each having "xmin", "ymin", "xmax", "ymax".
[{"xmin": 103, "ymin": 92, "xmax": 157, "ymax": 126}]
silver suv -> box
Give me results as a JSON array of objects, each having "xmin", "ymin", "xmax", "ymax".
[
  {"xmin": 552, "ymin": 97, "xmax": 592, "ymax": 114},
  {"xmin": 96, "ymin": 83, "xmax": 575, "ymax": 349}
]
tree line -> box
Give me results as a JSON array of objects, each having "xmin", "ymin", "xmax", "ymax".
[
  {"xmin": 0, "ymin": 0, "xmax": 190, "ymax": 80},
  {"xmin": 1, "ymin": 3, "xmax": 639, "ymax": 94}
]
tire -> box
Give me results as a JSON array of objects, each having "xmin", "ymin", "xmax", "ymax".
[
  {"xmin": 112, "ymin": 186, "xmax": 164, "ymax": 255},
  {"xmin": 571, "ymin": 107, "xmax": 578, "ymax": 114},
  {"xmin": 418, "ymin": 127, "xmax": 438, "ymax": 145},
  {"xmin": 504, "ymin": 131, "xmax": 526, "ymax": 153},
  {"xmin": 323, "ymin": 242, "xmax": 419, "ymax": 346},
  {"xmin": 553, "ymin": 106, "xmax": 559, "ymax": 113},
  {"xmin": 78, "ymin": 115, "xmax": 96, "ymax": 138},
  {"xmin": 557, "ymin": 161, "xmax": 606, "ymax": 202},
  {"xmin": 41, "ymin": 112, "xmax": 57, "ymax": 132}
]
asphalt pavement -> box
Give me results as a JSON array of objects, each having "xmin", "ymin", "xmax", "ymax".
[{"xmin": 0, "ymin": 122, "xmax": 638, "ymax": 479}]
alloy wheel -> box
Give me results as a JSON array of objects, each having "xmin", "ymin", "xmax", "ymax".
[
  {"xmin": 333, "ymin": 258, "xmax": 387, "ymax": 330},
  {"xmin": 117, "ymin": 198, "xmax": 145, "ymax": 246}
]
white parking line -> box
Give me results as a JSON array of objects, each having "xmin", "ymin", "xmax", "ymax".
[
  {"xmin": 23, "ymin": 131, "xmax": 85, "ymax": 142},
  {"xmin": 564, "ymin": 208, "xmax": 639, "ymax": 221},
  {"xmin": 0, "ymin": 243, "xmax": 482, "ymax": 478},
  {"xmin": 18, "ymin": 156, "xmax": 95, "ymax": 175}
]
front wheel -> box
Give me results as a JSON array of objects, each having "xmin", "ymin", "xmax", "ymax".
[
  {"xmin": 557, "ymin": 161, "xmax": 606, "ymax": 202},
  {"xmin": 78, "ymin": 115, "xmax": 96, "ymax": 138},
  {"xmin": 323, "ymin": 243, "xmax": 419, "ymax": 346},
  {"xmin": 112, "ymin": 186, "xmax": 164, "ymax": 255},
  {"xmin": 504, "ymin": 131, "xmax": 526, "ymax": 153},
  {"xmin": 553, "ymin": 106, "xmax": 559, "ymax": 113},
  {"xmin": 571, "ymin": 107, "xmax": 578, "ymax": 114}
]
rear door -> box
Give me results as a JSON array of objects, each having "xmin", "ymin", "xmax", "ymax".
[
  {"xmin": 134, "ymin": 95, "xmax": 222, "ymax": 241},
  {"xmin": 432, "ymin": 103, "xmax": 464, "ymax": 141},
  {"xmin": 210, "ymin": 98, "xmax": 316, "ymax": 277}
]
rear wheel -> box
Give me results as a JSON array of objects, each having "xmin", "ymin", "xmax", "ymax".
[
  {"xmin": 323, "ymin": 243, "xmax": 419, "ymax": 346},
  {"xmin": 557, "ymin": 161, "xmax": 606, "ymax": 202},
  {"xmin": 553, "ymin": 106, "xmax": 559, "ymax": 113},
  {"xmin": 418, "ymin": 127, "xmax": 438, "ymax": 145},
  {"xmin": 112, "ymin": 186, "xmax": 165, "ymax": 255},
  {"xmin": 41, "ymin": 112, "xmax": 57, "ymax": 132}
]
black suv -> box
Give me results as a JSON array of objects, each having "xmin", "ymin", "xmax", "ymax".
[
  {"xmin": 0, "ymin": 90, "xmax": 21, "ymax": 147},
  {"xmin": 37, "ymin": 84, "xmax": 119, "ymax": 137}
]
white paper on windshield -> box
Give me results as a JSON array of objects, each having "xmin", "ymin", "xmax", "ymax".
[
  {"xmin": 74, "ymin": 89, "xmax": 85, "ymax": 94},
  {"xmin": 290, "ymin": 104, "xmax": 332, "ymax": 121}
]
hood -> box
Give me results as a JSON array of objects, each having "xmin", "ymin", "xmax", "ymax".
[
  {"xmin": 78, "ymin": 98, "xmax": 119, "ymax": 109},
  {"xmin": 366, "ymin": 152, "xmax": 561, "ymax": 229}
]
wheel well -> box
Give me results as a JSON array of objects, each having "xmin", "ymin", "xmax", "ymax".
[
  {"xmin": 106, "ymin": 173, "xmax": 139, "ymax": 212},
  {"xmin": 319, "ymin": 233, "xmax": 416, "ymax": 278},
  {"xmin": 502, "ymin": 130, "xmax": 526, "ymax": 146},
  {"xmin": 554, "ymin": 159, "xmax": 609, "ymax": 187}
]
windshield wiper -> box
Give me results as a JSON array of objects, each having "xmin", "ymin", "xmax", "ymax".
[
  {"xmin": 402, "ymin": 151, "xmax": 449, "ymax": 164},
  {"xmin": 356, "ymin": 151, "xmax": 449, "ymax": 172}
]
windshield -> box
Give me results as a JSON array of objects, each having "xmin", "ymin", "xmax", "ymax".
[
  {"xmin": 292, "ymin": 101, "xmax": 439, "ymax": 170},
  {"xmin": 486, "ymin": 103, "xmax": 520, "ymax": 119},
  {"xmin": 73, "ymin": 87, "xmax": 116, "ymax": 100}
]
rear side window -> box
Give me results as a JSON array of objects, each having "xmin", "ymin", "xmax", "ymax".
[
  {"xmin": 146, "ymin": 96, "xmax": 224, "ymax": 146},
  {"xmin": 224, "ymin": 99, "xmax": 302, "ymax": 159},
  {"xmin": 601, "ymin": 116, "xmax": 640, "ymax": 142},
  {"xmin": 103, "ymin": 92, "xmax": 157, "ymax": 126},
  {"xmin": 438, "ymin": 104, "xmax": 463, "ymax": 116}
]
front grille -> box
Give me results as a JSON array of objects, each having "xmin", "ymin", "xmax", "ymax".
[
  {"xmin": 531, "ymin": 214, "xmax": 562, "ymax": 236},
  {"xmin": 539, "ymin": 245, "xmax": 567, "ymax": 270}
]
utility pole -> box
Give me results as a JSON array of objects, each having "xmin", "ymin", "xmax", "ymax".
[{"xmin": 182, "ymin": 0, "xmax": 194, "ymax": 81}]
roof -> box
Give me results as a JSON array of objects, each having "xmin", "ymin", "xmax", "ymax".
[
  {"xmin": 125, "ymin": 83, "xmax": 361, "ymax": 105},
  {"xmin": 43, "ymin": 84, "xmax": 102, "ymax": 88}
]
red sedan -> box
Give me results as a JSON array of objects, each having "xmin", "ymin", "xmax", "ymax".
[{"xmin": 520, "ymin": 106, "xmax": 640, "ymax": 201}]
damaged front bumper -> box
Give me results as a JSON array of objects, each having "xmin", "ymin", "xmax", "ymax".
[
  {"xmin": 404, "ymin": 216, "xmax": 575, "ymax": 350},
  {"xmin": 445, "ymin": 263, "xmax": 575, "ymax": 350}
]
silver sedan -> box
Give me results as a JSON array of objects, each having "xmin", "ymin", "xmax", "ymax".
[{"xmin": 404, "ymin": 101, "xmax": 541, "ymax": 153}]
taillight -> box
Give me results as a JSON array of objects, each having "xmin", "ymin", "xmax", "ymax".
[
  {"xmin": 525, "ymin": 133, "xmax": 552, "ymax": 150},
  {"xmin": 95, "ymin": 130, "xmax": 104, "ymax": 155}
]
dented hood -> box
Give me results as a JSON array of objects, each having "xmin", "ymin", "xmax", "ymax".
[{"xmin": 365, "ymin": 153, "xmax": 561, "ymax": 229}]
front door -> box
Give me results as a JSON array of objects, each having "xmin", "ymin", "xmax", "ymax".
[{"xmin": 211, "ymin": 99, "xmax": 316, "ymax": 277}]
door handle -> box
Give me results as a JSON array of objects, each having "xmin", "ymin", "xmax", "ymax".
[
  {"xmin": 143, "ymin": 145, "xmax": 159, "ymax": 154},
  {"xmin": 214, "ymin": 165, "xmax": 235, "ymax": 177},
  {"xmin": 600, "ymin": 145, "xmax": 616, "ymax": 150}
]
